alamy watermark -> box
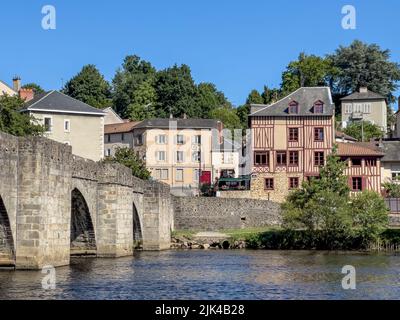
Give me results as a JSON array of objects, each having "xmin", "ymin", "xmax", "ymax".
[
  {"xmin": 41, "ymin": 265, "xmax": 56, "ymax": 290},
  {"xmin": 341, "ymin": 5, "xmax": 356, "ymax": 30},
  {"xmin": 42, "ymin": 5, "xmax": 56, "ymax": 30}
]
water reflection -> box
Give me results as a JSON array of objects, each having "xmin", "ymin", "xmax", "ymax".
[{"xmin": 0, "ymin": 250, "xmax": 399, "ymax": 300}]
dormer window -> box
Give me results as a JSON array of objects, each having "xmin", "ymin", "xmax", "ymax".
[
  {"xmin": 314, "ymin": 101, "xmax": 324, "ymax": 114},
  {"xmin": 288, "ymin": 101, "xmax": 298, "ymax": 114}
]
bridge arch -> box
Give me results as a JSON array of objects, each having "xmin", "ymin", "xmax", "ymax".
[
  {"xmin": 70, "ymin": 188, "xmax": 97, "ymax": 256},
  {"xmin": 132, "ymin": 201, "xmax": 143, "ymax": 250},
  {"xmin": 0, "ymin": 195, "xmax": 15, "ymax": 266}
]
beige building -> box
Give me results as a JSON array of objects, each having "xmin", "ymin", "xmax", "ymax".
[
  {"xmin": 341, "ymin": 87, "xmax": 387, "ymax": 135},
  {"xmin": 380, "ymin": 141, "xmax": 400, "ymax": 184},
  {"xmin": 22, "ymin": 90, "xmax": 105, "ymax": 161},
  {"xmin": 104, "ymin": 121, "xmax": 140, "ymax": 157},
  {"xmin": 0, "ymin": 80, "xmax": 17, "ymax": 96},
  {"xmin": 211, "ymin": 137, "xmax": 240, "ymax": 181},
  {"xmin": 104, "ymin": 107, "xmax": 124, "ymax": 125}
]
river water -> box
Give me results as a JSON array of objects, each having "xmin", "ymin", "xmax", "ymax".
[{"xmin": 0, "ymin": 250, "xmax": 400, "ymax": 300}]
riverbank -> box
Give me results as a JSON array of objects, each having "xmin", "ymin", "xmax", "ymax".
[{"xmin": 171, "ymin": 228, "xmax": 400, "ymax": 251}]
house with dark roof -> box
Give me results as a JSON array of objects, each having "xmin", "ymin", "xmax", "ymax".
[
  {"xmin": 104, "ymin": 121, "xmax": 141, "ymax": 157},
  {"xmin": 341, "ymin": 87, "xmax": 388, "ymax": 135},
  {"xmin": 380, "ymin": 140, "xmax": 400, "ymax": 183},
  {"xmin": 21, "ymin": 90, "xmax": 105, "ymax": 161}
]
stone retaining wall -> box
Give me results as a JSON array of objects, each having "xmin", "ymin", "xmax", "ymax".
[{"xmin": 172, "ymin": 196, "xmax": 282, "ymax": 231}]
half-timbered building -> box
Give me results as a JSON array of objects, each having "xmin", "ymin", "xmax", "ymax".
[{"xmin": 248, "ymin": 87, "xmax": 335, "ymax": 202}]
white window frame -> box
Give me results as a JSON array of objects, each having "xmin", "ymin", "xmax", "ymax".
[
  {"xmin": 157, "ymin": 134, "xmax": 167, "ymax": 144},
  {"xmin": 157, "ymin": 151, "xmax": 166, "ymax": 162},
  {"xmin": 44, "ymin": 116, "xmax": 53, "ymax": 133},
  {"xmin": 192, "ymin": 151, "xmax": 201, "ymax": 162},
  {"xmin": 176, "ymin": 151, "xmax": 184, "ymax": 163},
  {"xmin": 176, "ymin": 134, "xmax": 185, "ymax": 145},
  {"xmin": 175, "ymin": 168, "xmax": 184, "ymax": 182},
  {"xmin": 193, "ymin": 135, "xmax": 201, "ymax": 144},
  {"xmin": 64, "ymin": 119, "xmax": 70, "ymax": 133},
  {"xmin": 344, "ymin": 104, "xmax": 352, "ymax": 114},
  {"xmin": 155, "ymin": 168, "xmax": 169, "ymax": 180}
]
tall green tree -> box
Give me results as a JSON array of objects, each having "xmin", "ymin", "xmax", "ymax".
[
  {"xmin": 155, "ymin": 64, "xmax": 200, "ymax": 118},
  {"xmin": 112, "ymin": 55, "xmax": 156, "ymax": 117},
  {"xmin": 209, "ymin": 106, "xmax": 242, "ymax": 131},
  {"xmin": 0, "ymin": 95, "xmax": 44, "ymax": 136},
  {"xmin": 197, "ymin": 82, "xmax": 230, "ymax": 118},
  {"xmin": 261, "ymin": 86, "xmax": 281, "ymax": 104},
  {"xmin": 329, "ymin": 40, "xmax": 400, "ymax": 102},
  {"xmin": 281, "ymin": 52, "xmax": 337, "ymax": 95},
  {"xmin": 63, "ymin": 64, "xmax": 112, "ymax": 109},
  {"xmin": 125, "ymin": 80, "xmax": 157, "ymax": 121},
  {"xmin": 22, "ymin": 83, "xmax": 45, "ymax": 94},
  {"xmin": 246, "ymin": 89, "xmax": 264, "ymax": 104}
]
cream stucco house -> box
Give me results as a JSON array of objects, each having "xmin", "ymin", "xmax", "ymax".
[
  {"xmin": 211, "ymin": 137, "xmax": 240, "ymax": 181},
  {"xmin": 341, "ymin": 87, "xmax": 388, "ymax": 135},
  {"xmin": 104, "ymin": 121, "xmax": 140, "ymax": 157},
  {"xmin": 0, "ymin": 80, "xmax": 17, "ymax": 96},
  {"xmin": 21, "ymin": 90, "xmax": 105, "ymax": 161}
]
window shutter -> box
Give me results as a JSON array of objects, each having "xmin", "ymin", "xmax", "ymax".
[{"xmin": 155, "ymin": 135, "xmax": 158, "ymax": 144}]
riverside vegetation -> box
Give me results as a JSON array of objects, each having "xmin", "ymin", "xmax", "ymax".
[{"xmin": 172, "ymin": 146, "xmax": 398, "ymax": 251}]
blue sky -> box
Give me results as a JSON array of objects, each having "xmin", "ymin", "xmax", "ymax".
[{"xmin": 1, "ymin": 0, "xmax": 399, "ymax": 108}]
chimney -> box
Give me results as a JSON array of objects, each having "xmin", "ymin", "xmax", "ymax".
[
  {"xmin": 359, "ymin": 87, "xmax": 368, "ymax": 93},
  {"xmin": 12, "ymin": 76, "xmax": 21, "ymax": 92},
  {"xmin": 19, "ymin": 88, "xmax": 34, "ymax": 102}
]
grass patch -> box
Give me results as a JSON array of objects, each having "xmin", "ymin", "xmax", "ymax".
[{"xmin": 171, "ymin": 230, "xmax": 196, "ymax": 239}]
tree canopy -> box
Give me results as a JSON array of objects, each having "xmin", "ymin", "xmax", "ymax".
[
  {"xmin": 343, "ymin": 121, "xmax": 384, "ymax": 142},
  {"xmin": 0, "ymin": 95, "xmax": 44, "ymax": 136},
  {"xmin": 22, "ymin": 83, "xmax": 45, "ymax": 94},
  {"xmin": 62, "ymin": 64, "xmax": 112, "ymax": 109}
]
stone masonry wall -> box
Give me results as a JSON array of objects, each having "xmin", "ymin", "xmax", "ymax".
[{"xmin": 173, "ymin": 196, "xmax": 282, "ymax": 231}]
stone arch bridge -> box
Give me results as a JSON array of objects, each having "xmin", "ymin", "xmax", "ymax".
[{"xmin": 0, "ymin": 132, "xmax": 173, "ymax": 270}]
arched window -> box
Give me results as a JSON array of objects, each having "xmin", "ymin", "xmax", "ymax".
[
  {"xmin": 288, "ymin": 101, "xmax": 298, "ymax": 114},
  {"xmin": 314, "ymin": 101, "xmax": 324, "ymax": 114}
]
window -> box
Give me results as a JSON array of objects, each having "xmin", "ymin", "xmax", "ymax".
[
  {"xmin": 155, "ymin": 169, "xmax": 168, "ymax": 180},
  {"xmin": 64, "ymin": 120, "xmax": 70, "ymax": 132},
  {"xmin": 176, "ymin": 169, "xmax": 184, "ymax": 182},
  {"xmin": 365, "ymin": 159, "xmax": 376, "ymax": 167},
  {"xmin": 364, "ymin": 103, "xmax": 371, "ymax": 114},
  {"xmin": 192, "ymin": 151, "xmax": 201, "ymax": 162},
  {"xmin": 157, "ymin": 151, "xmax": 166, "ymax": 162},
  {"xmin": 288, "ymin": 128, "xmax": 299, "ymax": 142},
  {"xmin": 254, "ymin": 152, "xmax": 269, "ymax": 166},
  {"xmin": 276, "ymin": 151, "xmax": 287, "ymax": 166},
  {"xmin": 107, "ymin": 134, "xmax": 111, "ymax": 142},
  {"xmin": 44, "ymin": 117, "xmax": 52, "ymax": 132},
  {"xmin": 193, "ymin": 169, "xmax": 200, "ymax": 182},
  {"xmin": 288, "ymin": 101, "xmax": 298, "ymax": 114},
  {"xmin": 265, "ymin": 178, "xmax": 274, "ymax": 190},
  {"xmin": 289, "ymin": 151, "xmax": 299, "ymax": 166},
  {"xmin": 157, "ymin": 135, "xmax": 167, "ymax": 144},
  {"xmin": 289, "ymin": 177, "xmax": 299, "ymax": 189},
  {"xmin": 392, "ymin": 172, "xmax": 400, "ymax": 181},
  {"xmin": 314, "ymin": 127, "xmax": 324, "ymax": 142},
  {"xmin": 351, "ymin": 158, "xmax": 362, "ymax": 166},
  {"xmin": 314, "ymin": 102, "xmax": 324, "ymax": 114},
  {"xmin": 136, "ymin": 134, "xmax": 143, "ymax": 145},
  {"xmin": 344, "ymin": 104, "xmax": 352, "ymax": 114},
  {"xmin": 121, "ymin": 133, "xmax": 125, "ymax": 141},
  {"xmin": 176, "ymin": 151, "xmax": 184, "ymax": 163},
  {"xmin": 352, "ymin": 177, "xmax": 363, "ymax": 191},
  {"xmin": 106, "ymin": 149, "xmax": 111, "ymax": 157},
  {"xmin": 193, "ymin": 135, "xmax": 201, "ymax": 144},
  {"xmin": 314, "ymin": 152, "xmax": 324, "ymax": 166},
  {"xmin": 176, "ymin": 135, "xmax": 184, "ymax": 145}
]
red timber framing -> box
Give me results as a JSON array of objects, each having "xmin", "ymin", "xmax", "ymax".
[
  {"xmin": 343, "ymin": 157, "xmax": 382, "ymax": 193},
  {"xmin": 251, "ymin": 116, "xmax": 334, "ymax": 178}
]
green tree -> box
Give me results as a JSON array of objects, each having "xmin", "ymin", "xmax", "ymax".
[
  {"xmin": 0, "ymin": 95, "xmax": 44, "ymax": 136},
  {"xmin": 383, "ymin": 181, "xmax": 400, "ymax": 198},
  {"xmin": 125, "ymin": 80, "xmax": 157, "ymax": 121},
  {"xmin": 351, "ymin": 191, "xmax": 389, "ymax": 243},
  {"xmin": 246, "ymin": 89, "xmax": 264, "ymax": 104},
  {"xmin": 63, "ymin": 65, "xmax": 112, "ymax": 109},
  {"xmin": 104, "ymin": 147, "xmax": 150, "ymax": 180},
  {"xmin": 329, "ymin": 40, "xmax": 400, "ymax": 103},
  {"xmin": 112, "ymin": 55, "xmax": 156, "ymax": 117},
  {"xmin": 343, "ymin": 121, "xmax": 383, "ymax": 142},
  {"xmin": 209, "ymin": 106, "xmax": 242, "ymax": 131},
  {"xmin": 22, "ymin": 83, "xmax": 45, "ymax": 94},
  {"xmin": 154, "ymin": 64, "xmax": 200, "ymax": 118},
  {"xmin": 197, "ymin": 82, "xmax": 230, "ymax": 118},
  {"xmin": 261, "ymin": 86, "xmax": 281, "ymax": 104},
  {"xmin": 281, "ymin": 52, "xmax": 337, "ymax": 95}
]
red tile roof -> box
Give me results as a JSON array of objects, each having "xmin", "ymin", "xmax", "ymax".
[
  {"xmin": 337, "ymin": 142, "xmax": 385, "ymax": 157},
  {"xmin": 104, "ymin": 121, "xmax": 141, "ymax": 134}
]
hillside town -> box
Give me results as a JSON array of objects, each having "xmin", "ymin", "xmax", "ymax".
[{"xmin": 1, "ymin": 76, "xmax": 400, "ymax": 212}]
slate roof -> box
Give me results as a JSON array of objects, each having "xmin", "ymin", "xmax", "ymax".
[
  {"xmin": 341, "ymin": 90, "xmax": 385, "ymax": 101},
  {"xmin": 249, "ymin": 87, "xmax": 334, "ymax": 117},
  {"xmin": 21, "ymin": 90, "xmax": 105, "ymax": 116},
  {"xmin": 133, "ymin": 118, "xmax": 221, "ymax": 129},
  {"xmin": 337, "ymin": 142, "xmax": 385, "ymax": 157},
  {"xmin": 380, "ymin": 141, "xmax": 400, "ymax": 162},
  {"xmin": 104, "ymin": 121, "xmax": 141, "ymax": 134}
]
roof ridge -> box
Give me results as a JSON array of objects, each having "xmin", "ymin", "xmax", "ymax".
[{"xmin": 26, "ymin": 90, "xmax": 55, "ymax": 109}]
